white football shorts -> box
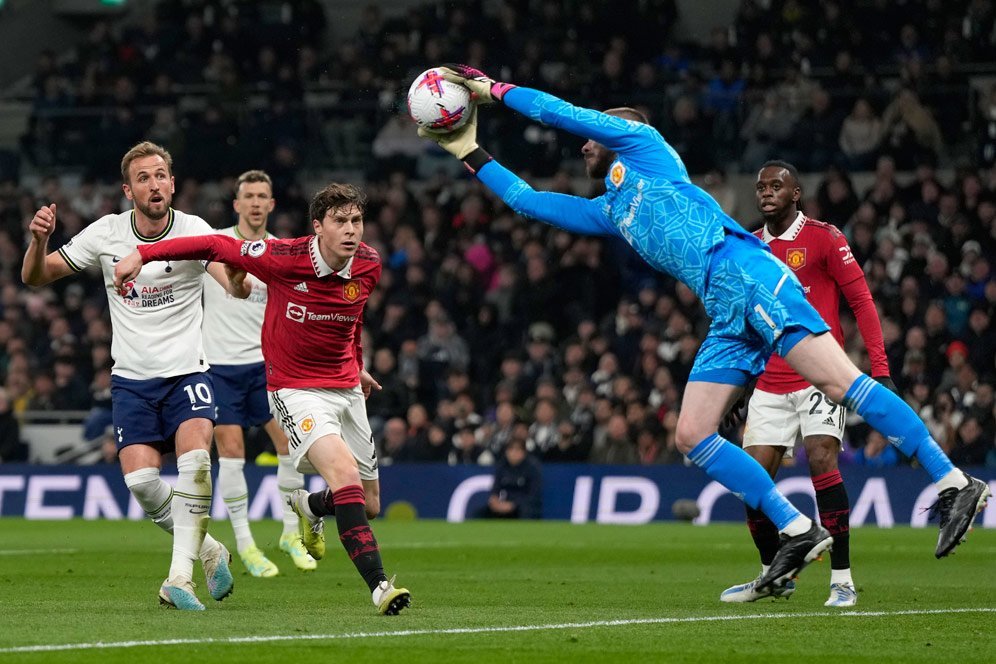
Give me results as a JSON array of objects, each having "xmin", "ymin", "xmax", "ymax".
[
  {"xmin": 268, "ymin": 385, "xmax": 378, "ymax": 479},
  {"xmin": 742, "ymin": 385, "xmax": 846, "ymax": 457}
]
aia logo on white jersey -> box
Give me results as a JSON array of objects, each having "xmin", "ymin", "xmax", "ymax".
[
  {"xmin": 286, "ymin": 302, "xmax": 307, "ymax": 323},
  {"xmin": 294, "ymin": 282, "xmax": 309, "ymax": 293}
]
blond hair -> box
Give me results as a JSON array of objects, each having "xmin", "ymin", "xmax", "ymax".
[{"xmin": 120, "ymin": 141, "xmax": 173, "ymax": 183}]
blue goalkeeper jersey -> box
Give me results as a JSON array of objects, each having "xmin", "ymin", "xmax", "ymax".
[{"xmin": 477, "ymin": 87, "xmax": 769, "ymax": 305}]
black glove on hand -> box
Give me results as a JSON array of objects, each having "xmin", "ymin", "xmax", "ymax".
[{"xmin": 873, "ymin": 375, "xmax": 899, "ymax": 394}]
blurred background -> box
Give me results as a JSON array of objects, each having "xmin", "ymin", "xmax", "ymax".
[{"xmin": 0, "ymin": 0, "xmax": 993, "ymax": 522}]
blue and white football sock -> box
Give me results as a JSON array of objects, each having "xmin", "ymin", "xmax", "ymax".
[
  {"xmin": 842, "ymin": 375, "xmax": 966, "ymax": 490},
  {"xmin": 688, "ymin": 434, "xmax": 808, "ymax": 532}
]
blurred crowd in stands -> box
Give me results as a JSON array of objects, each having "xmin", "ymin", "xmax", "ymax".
[
  {"xmin": 0, "ymin": 0, "xmax": 994, "ymax": 469},
  {"xmin": 12, "ymin": 0, "xmax": 996, "ymax": 180}
]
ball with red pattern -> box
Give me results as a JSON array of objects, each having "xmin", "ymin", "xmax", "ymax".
[{"xmin": 407, "ymin": 67, "xmax": 472, "ymax": 134}]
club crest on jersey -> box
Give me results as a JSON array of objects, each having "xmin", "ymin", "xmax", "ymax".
[
  {"xmin": 120, "ymin": 281, "xmax": 139, "ymax": 303},
  {"xmin": 286, "ymin": 302, "xmax": 307, "ymax": 323},
  {"xmin": 609, "ymin": 161, "xmax": 626, "ymax": 187},
  {"xmin": 299, "ymin": 415, "xmax": 315, "ymax": 434},
  {"xmin": 786, "ymin": 248, "xmax": 806, "ymax": 271},
  {"xmin": 343, "ymin": 280, "xmax": 361, "ymax": 302},
  {"xmin": 241, "ymin": 239, "xmax": 267, "ymax": 258}
]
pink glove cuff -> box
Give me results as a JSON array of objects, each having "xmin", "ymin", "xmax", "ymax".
[{"xmin": 491, "ymin": 82, "xmax": 516, "ymax": 101}]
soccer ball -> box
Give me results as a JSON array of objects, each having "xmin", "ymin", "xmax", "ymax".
[{"xmin": 407, "ymin": 68, "xmax": 472, "ymax": 134}]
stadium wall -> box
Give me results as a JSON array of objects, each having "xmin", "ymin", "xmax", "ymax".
[{"xmin": 1, "ymin": 464, "xmax": 994, "ymax": 527}]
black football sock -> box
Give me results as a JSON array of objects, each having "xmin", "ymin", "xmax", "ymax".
[
  {"xmin": 333, "ymin": 485, "xmax": 387, "ymax": 591},
  {"xmin": 308, "ymin": 488, "xmax": 335, "ymax": 517},
  {"xmin": 814, "ymin": 470, "xmax": 850, "ymax": 570},
  {"xmin": 745, "ymin": 505, "xmax": 780, "ymax": 566}
]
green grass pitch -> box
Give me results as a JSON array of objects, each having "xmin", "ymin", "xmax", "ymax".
[{"xmin": 0, "ymin": 519, "xmax": 993, "ymax": 663}]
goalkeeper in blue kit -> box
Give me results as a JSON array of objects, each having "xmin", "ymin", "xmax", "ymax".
[{"xmin": 419, "ymin": 65, "xmax": 990, "ymax": 595}]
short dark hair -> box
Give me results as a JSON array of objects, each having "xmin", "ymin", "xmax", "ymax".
[
  {"xmin": 506, "ymin": 437, "xmax": 527, "ymax": 452},
  {"xmin": 309, "ymin": 182, "xmax": 367, "ymax": 223},
  {"xmin": 760, "ymin": 160, "xmax": 801, "ymax": 189},
  {"xmin": 236, "ymin": 169, "xmax": 272, "ymax": 193},
  {"xmin": 606, "ymin": 106, "xmax": 650, "ymax": 125}
]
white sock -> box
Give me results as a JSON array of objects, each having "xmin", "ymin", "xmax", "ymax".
[
  {"xmin": 830, "ymin": 568, "xmax": 853, "ymax": 586},
  {"xmin": 169, "ymin": 450, "xmax": 212, "ymax": 581},
  {"xmin": 780, "ymin": 515, "xmax": 813, "ymax": 537},
  {"xmin": 124, "ymin": 466, "xmax": 221, "ymax": 557},
  {"xmin": 218, "ymin": 456, "xmax": 254, "ymax": 551},
  {"xmin": 277, "ymin": 454, "xmax": 304, "ymax": 536},
  {"xmin": 124, "ymin": 467, "xmax": 174, "ymax": 531},
  {"xmin": 936, "ymin": 469, "xmax": 969, "ymax": 492},
  {"xmin": 760, "ymin": 564, "xmax": 770, "ymax": 576}
]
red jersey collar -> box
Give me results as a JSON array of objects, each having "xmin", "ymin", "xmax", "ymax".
[
  {"xmin": 762, "ymin": 211, "xmax": 805, "ymax": 243},
  {"xmin": 309, "ymin": 235, "xmax": 354, "ymax": 278}
]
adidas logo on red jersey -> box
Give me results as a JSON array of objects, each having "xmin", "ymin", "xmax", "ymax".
[{"xmin": 294, "ymin": 282, "xmax": 309, "ymax": 293}]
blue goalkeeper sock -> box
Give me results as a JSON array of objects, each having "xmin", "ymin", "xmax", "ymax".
[
  {"xmin": 688, "ymin": 434, "xmax": 801, "ymax": 531},
  {"xmin": 842, "ymin": 374, "xmax": 954, "ymax": 483}
]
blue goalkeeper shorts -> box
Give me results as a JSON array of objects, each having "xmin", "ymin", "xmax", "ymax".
[{"xmin": 689, "ymin": 235, "xmax": 829, "ymax": 386}]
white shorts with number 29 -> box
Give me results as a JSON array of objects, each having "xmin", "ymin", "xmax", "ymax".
[
  {"xmin": 742, "ymin": 385, "xmax": 846, "ymax": 457},
  {"xmin": 268, "ymin": 385, "xmax": 378, "ymax": 479}
]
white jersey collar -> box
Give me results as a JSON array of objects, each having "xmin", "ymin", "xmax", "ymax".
[
  {"xmin": 762, "ymin": 211, "xmax": 805, "ymax": 243},
  {"xmin": 310, "ymin": 235, "xmax": 353, "ymax": 278}
]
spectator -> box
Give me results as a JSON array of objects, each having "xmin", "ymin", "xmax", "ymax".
[
  {"xmin": 839, "ymin": 98, "xmax": 883, "ymax": 170},
  {"xmin": 449, "ymin": 424, "xmax": 489, "ymax": 466},
  {"xmin": 949, "ymin": 417, "xmax": 990, "ymax": 466},
  {"xmin": 527, "ymin": 397, "xmax": 561, "ymax": 455},
  {"xmin": 881, "ymin": 88, "xmax": 943, "ymax": 169},
  {"xmin": 786, "ymin": 88, "xmax": 842, "ymax": 172},
  {"xmin": 0, "ymin": 387, "xmax": 26, "ymax": 462},
  {"xmin": 664, "ymin": 95, "xmax": 715, "ymax": 175},
  {"xmin": 592, "ymin": 413, "xmax": 638, "ymax": 464},
  {"xmin": 478, "ymin": 438, "xmax": 542, "ymax": 519},
  {"xmin": 366, "ymin": 348, "xmax": 412, "ymax": 436},
  {"xmin": 379, "ymin": 416, "xmax": 412, "ymax": 464},
  {"xmin": 739, "ymin": 91, "xmax": 795, "ymax": 172},
  {"xmin": 853, "ymin": 431, "xmax": 901, "ymax": 468}
]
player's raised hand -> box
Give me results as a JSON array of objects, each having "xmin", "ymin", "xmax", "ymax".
[
  {"xmin": 359, "ymin": 369, "xmax": 382, "ymax": 400},
  {"xmin": 439, "ymin": 64, "xmax": 516, "ymax": 104},
  {"xmin": 418, "ymin": 104, "xmax": 480, "ymax": 159},
  {"xmin": 28, "ymin": 204, "xmax": 57, "ymax": 242},
  {"xmin": 113, "ymin": 250, "xmax": 144, "ymax": 294}
]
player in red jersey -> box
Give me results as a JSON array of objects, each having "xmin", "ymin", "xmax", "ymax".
[
  {"xmin": 720, "ymin": 161, "xmax": 894, "ymax": 608},
  {"xmin": 114, "ymin": 183, "xmax": 411, "ymax": 615}
]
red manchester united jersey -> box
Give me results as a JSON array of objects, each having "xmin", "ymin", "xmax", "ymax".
[
  {"xmin": 139, "ymin": 234, "xmax": 380, "ymax": 390},
  {"xmin": 755, "ymin": 212, "xmax": 867, "ymax": 394}
]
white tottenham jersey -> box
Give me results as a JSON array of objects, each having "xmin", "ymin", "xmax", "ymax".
[
  {"xmin": 58, "ymin": 208, "xmax": 213, "ymax": 380},
  {"xmin": 201, "ymin": 226, "xmax": 269, "ymax": 365}
]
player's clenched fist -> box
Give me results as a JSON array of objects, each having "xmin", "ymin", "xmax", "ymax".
[
  {"xmin": 29, "ymin": 203, "xmax": 57, "ymax": 241},
  {"xmin": 113, "ymin": 250, "xmax": 144, "ymax": 294}
]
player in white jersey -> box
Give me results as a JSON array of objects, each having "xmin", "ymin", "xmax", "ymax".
[
  {"xmin": 203, "ymin": 170, "xmax": 315, "ymax": 575},
  {"xmin": 21, "ymin": 141, "xmax": 245, "ymax": 611}
]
